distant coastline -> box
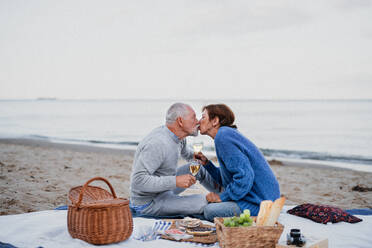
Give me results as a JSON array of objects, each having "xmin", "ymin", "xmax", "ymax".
[{"xmin": 36, "ymin": 97, "xmax": 57, "ymax": 101}]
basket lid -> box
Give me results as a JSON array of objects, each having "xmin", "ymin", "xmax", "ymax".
[
  {"xmin": 68, "ymin": 177, "xmax": 129, "ymax": 208},
  {"xmin": 69, "ymin": 185, "xmax": 113, "ymax": 204},
  {"xmin": 69, "ymin": 197, "xmax": 129, "ymax": 208}
]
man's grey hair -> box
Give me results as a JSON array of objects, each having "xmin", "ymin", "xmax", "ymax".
[{"xmin": 166, "ymin": 103, "xmax": 191, "ymax": 124}]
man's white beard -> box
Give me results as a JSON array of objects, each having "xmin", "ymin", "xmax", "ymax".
[{"xmin": 190, "ymin": 125, "xmax": 199, "ymax": 137}]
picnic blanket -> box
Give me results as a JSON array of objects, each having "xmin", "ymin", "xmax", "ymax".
[{"xmin": 0, "ymin": 206, "xmax": 371, "ymax": 248}]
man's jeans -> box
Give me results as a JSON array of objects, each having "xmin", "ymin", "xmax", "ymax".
[
  {"xmin": 139, "ymin": 163, "xmax": 219, "ymax": 217},
  {"xmin": 138, "ymin": 163, "xmax": 241, "ymax": 221}
]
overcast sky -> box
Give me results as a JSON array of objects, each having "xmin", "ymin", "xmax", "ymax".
[{"xmin": 1, "ymin": 0, "xmax": 371, "ymax": 100}]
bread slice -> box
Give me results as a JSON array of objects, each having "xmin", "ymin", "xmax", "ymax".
[
  {"xmin": 263, "ymin": 197, "xmax": 286, "ymax": 226},
  {"xmin": 256, "ymin": 200, "xmax": 273, "ymax": 226}
]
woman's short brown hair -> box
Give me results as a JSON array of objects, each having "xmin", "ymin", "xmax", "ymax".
[{"xmin": 202, "ymin": 104, "xmax": 237, "ymax": 129}]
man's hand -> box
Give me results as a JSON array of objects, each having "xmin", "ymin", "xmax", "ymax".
[
  {"xmin": 194, "ymin": 152, "xmax": 208, "ymax": 166},
  {"xmin": 176, "ymin": 174, "xmax": 196, "ymax": 188},
  {"xmin": 206, "ymin": 192, "xmax": 222, "ymax": 203}
]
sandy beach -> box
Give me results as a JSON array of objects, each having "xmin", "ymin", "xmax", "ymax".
[{"xmin": 1, "ymin": 138, "xmax": 371, "ymax": 216}]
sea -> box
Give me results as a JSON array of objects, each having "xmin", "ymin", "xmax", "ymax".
[{"xmin": 1, "ymin": 99, "xmax": 372, "ymax": 169}]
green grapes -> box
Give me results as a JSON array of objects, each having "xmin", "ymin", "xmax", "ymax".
[{"xmin": 223, "ymin": 209, "xmax": 254, "ymax": 227}]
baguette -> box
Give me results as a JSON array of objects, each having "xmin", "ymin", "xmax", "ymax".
[
  {"xmin": 256, "ymin": 200, "xmax": 273, "ymax": 226},
  {"xmin": 263, "ymin": 197, "xmax": 286, "ymax": 226}
]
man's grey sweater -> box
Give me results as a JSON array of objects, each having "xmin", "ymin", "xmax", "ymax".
[{"xmin": 130, "ymin": 126, "xmax": 194, "ymax": 206}]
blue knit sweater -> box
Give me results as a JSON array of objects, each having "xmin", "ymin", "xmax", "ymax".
[{"xmin": 204, "ymin": 126, "xmax": 280, "ymax": 216}]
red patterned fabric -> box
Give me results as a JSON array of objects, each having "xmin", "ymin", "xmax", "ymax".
[{"xmin": 287, "ymin": 203, "xmax": 362, "ymax": 224}]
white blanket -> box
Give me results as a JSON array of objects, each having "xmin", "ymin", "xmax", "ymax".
[{"xmin": 0, "ymin": 207, "xmax": 371, "ymax": 248}]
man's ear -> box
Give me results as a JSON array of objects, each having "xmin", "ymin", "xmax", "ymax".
[
  {"xmin": 212, "ymin": 117, "xmax": 219, "ymax": 127},
  {"xmin": 177, "ymin": 116, "xmax": 183, "ymax": 127}
]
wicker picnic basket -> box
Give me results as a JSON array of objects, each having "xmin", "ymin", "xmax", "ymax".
[
  {"xmin": 67, "ymin": 177, "xmax": 133, "ymax": 245},
  {"xmin": 215, "ymin": 217, "xmax": 284, "ymax": 248}
]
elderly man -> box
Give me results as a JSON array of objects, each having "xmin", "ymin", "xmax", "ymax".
[{"xmin": 130, "ymin": 103, "xmax": 217, "ymax": 217}]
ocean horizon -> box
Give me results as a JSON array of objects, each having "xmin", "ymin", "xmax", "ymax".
[{"xmin": 1, "ymin": 98, "xmax": 371, "ymax": 168}]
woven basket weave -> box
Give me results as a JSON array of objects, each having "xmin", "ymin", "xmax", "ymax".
[
  {"xmin": 215, "ymin": 217, "xmax": 284, "ymax": 248},
  {"xmin": 67, "ymin": 177, "xmax": 133, "ymax": 245}
]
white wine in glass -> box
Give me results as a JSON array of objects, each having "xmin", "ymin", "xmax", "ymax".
[
  {"xmin": 189, "ymin": 160, "xmax": 201, "ymax": 189},
  {"xmin": 189, "ymin": 163, "xmax": 201, "ymax": 176}
]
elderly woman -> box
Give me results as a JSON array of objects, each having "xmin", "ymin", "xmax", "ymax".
[{"xmin": 196, "ymin": 104, "xmax": 280, "ymax": 221}]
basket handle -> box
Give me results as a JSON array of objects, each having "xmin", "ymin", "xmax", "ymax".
[
  {"xmin": 216, "ymin": 220, "xmax": 223, "ymax": 233},
  {"xmin": 76, "ymin": 177, "xmax": 117, "ymax": 208}
]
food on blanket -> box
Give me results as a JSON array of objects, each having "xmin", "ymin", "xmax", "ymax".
[
  {"xmin": 165, "ymin": 229, "xmax": 185, "ymax": 235},
  {"xmin": 223, "ymin": 209, "xmax": 254, "ymax": 227},
  {"xmin": 179, "ymin": 217, "xmax": 201, "ymax": 228},
  {"xmin": 163, "ymin": 228, "xmax": 193, "ymax": 241},
  {"xmin": 257, "ymin": 197, "xmax": 286, "ymax": 226},
  {"xmin": 186, "ymin": 227, "xmax": 213, "ymax": 236}
]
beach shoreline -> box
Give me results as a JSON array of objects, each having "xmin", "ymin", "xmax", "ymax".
[
  {"xmin": 1, "ymin": 138, "xmax": 371, "ymax": 215},
  {"xmin": 3, "ymin": 137, "xmax": 371, "ymax": 172}
]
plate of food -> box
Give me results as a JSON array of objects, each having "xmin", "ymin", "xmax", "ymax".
[{"xmin": 179, "ymin": 217, "xmax": 201, "ymax": 228}]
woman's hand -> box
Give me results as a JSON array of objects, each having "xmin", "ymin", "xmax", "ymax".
[
  {"xmin": 194, "ymin": 152, "xmax": 209, "ymax": 166},
  {"xmin": 206, "ymin": 192, "xmax": 221, "ymax": 203}
]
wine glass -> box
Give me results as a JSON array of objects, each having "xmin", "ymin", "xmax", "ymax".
[
  {"xmin": 189, "ymin": 141, "xmax": 203, "ymax": 189},
  {"xmin": 192, "ymin": 141, "xmax": 203, "ymax": 154},
  {"xmin": 189, "ymin": 160, "xmax": 201, "ymax": 177},
  {"xmin": 189, "ymin": 160, "xmax": 201, "ymax": 189}
]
